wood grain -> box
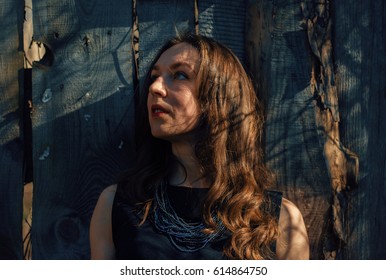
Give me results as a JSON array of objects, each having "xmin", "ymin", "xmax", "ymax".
[
  {"xmin": 198, "ymin": 0, "xmax": 246, "ymax": 63},
  {"xmin": 31, "ymin": 0, "xmax": 134, "ymax": 259},
  {"xmin": 137, "ymin": 0, "xmax": 195, "ymax": 86},
  {"xmin": 1, "ymin": 0, "xmax": 383, "ymax": 260},
  {"xmin": 0, "ymin": 0, "xmax": 24, "ymax": 259},
  {"xmin": 246, "ymin": 0, "xmax": 333, "ymax": 259},
  {"xmin": 333, "ymin": 0, "xmax": 386, "ymax": 259}
]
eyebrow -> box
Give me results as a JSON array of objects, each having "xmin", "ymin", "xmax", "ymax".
[{"xmin": 151, "ymin": 62, "xmax": 195, "ymax": 72}]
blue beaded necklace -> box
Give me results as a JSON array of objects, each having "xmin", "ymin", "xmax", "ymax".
[{"xmin": 153, "ymin": 180, "xmax": 225, "ymax": 252}]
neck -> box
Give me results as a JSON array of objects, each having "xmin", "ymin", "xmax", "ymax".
[{"xmin": 170, "ymin": 141, "xmax": 207, "ymax": 188}]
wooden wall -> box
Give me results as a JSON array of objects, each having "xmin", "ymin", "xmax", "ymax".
[
  {"xmin": 246, "ymin": 0, "xmax": 334, "ymax": 259},
  {"xmin": 29, "ymin": 0, "xmax": 134, "ymax": 259},
  {"xmin": 0, "ymin": 0, "xmax": 385, "ymax": 259},
  {"xmin": 332, "ymin": 0, "xmax": 386, "ymax": 259},
  {"xmin": 0, "ymin": 0, "xmax": 24, "ymax": 259}
]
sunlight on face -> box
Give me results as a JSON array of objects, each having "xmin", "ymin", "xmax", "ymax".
[{"xmin": 147, "ymin": 43, "xmax": 201, "ymax": 143}]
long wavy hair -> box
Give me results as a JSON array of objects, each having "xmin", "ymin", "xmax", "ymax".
[{"xmin": 117, "ymin": 33, "xmax": 279, "ymax": 259}]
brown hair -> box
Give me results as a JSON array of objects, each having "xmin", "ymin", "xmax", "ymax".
[{"xmin": 118, "ymin": 33, "xmax": 279, "ymax": 259}]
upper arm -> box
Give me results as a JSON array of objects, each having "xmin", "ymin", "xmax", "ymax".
[
  {"xmin": 276, "ymin": 198, "xmax": 310, "ymax": 260},
  {"xmin": 89, "ymin": 185, "xmax": 117, "ymax": 259}
]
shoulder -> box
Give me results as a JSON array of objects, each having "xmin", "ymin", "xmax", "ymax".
[
  {"xmin": 91, "ymin": 185, "xmax": 117, "ymax": 222},
  {"xmin": 276, "ymin": 198, "xmax": 310, "ymax": 260},
  {"xmin": 91, "ymin": 184, "xmax": 117, "ymax": 225},
  {"xmin": 89, "ymin": 185, "xmax": 117, "ymax": 259},
  {"xmin": 97, "ymin": 184, "xmax": 117, "ymax": 205}
]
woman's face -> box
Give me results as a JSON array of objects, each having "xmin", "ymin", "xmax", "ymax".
[{"xmin": 147, "ymin": 43, "xmax": 201, "ymax": 142}]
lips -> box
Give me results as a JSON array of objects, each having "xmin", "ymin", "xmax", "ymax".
[{"xmin": 150, "ymin": 104, "xmax": 169, "ymax": 117}]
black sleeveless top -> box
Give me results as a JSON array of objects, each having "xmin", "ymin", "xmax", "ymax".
[{"xmin": 111, "ymin": 185, "xmax": 282, "ymax": 260}]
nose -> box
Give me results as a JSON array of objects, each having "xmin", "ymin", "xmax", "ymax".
[{"xmin": 149, "ymin": 76, "xmax": 167, "ymax": 97}]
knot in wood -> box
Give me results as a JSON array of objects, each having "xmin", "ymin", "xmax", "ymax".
[{"xmin": 56, "ymin": 216, "xmax": 80, "ymax": 243}]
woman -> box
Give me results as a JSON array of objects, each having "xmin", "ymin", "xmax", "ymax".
[{"xmin": 90, "ymin": 33, "xmax": 309, "ymax": 260}]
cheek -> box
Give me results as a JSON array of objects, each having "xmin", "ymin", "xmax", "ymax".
[
  {"xmin": 184, "ymin": 101, "xmax": 201, "ymax": 124},
  {"xmin": 146, "ymin": 94, "xmax": 152, "ymax": 112},
  {"xmin": 177, "ymin": 96, "xmax": 199, "ymax": 116},
  {"xmin": 146, "ymin": 92, "xmax": 150, "ymax": 105},
  {"xmin": 176, "ymin": 89, "xmax": 200, "ymax": 112},
  {"xmin": 190, "ymin": 102, "xmax": 201, "ymax": 117},
  {"xmin": 189, "ymin": 95, "xmax": 201, "ymax": 115}
]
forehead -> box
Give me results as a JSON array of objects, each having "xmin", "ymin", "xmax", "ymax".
[{"xmin": 154, "ymin": 42, "xmax": 200, "ymax": 69}]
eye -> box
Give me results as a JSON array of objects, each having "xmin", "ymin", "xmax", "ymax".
[
  {"xmin": 150, "ymin": 74, "xmax": 159, "ymax": 83},
  {"xmin": 174, "ymin": 71, "xmax": 188, "ymax": 80}
]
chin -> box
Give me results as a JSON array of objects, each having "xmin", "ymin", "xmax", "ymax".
[
  {"xmin": 150, "ymin": 129, "xmax": 169, "ymax": 140},
  {"xmin": 150, "ymin": 130, "xmax": 179, "ymax": 141}
]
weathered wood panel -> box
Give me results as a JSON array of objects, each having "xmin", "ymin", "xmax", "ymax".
[
  {"xmin": 198, "ymin": 0, "xmax": 246, "ymax": 63},
  {"xmin": 0, "ymin": 0, "xmax": 383, "ymax": 260},
  {"xmin": 30, "ymin": 0, "xmax": 134, "ymax": 259},
  {"xmin": 137, "ymin": 0, "xmax": 195, "ymax": 84},
  {"xmin": 302, "ymin": 0, "xmax": 360, "ymax": 259},
  {"xmin": 0, "ymin": 0, "xmax": 24, "ymax": 259},
  {"xmin": 333, "ymin": 0, "xmax": 386, "ymax": 259},
  {"xmin": 246, "ymin": 0, "xmax": 333, "ymax": 259}
]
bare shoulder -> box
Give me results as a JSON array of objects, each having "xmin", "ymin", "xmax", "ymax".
[
  {"xmin": 91, "ymin": 185, "xmax": 117, "ymax": 222},
  {"xmin": 276, "ymin": 198, "xmax": 310, "ymax": 260},
  {"xmin": 89, "ymin": 185, "xmax": 117, "ymax": 259},
  {"xmin": 91, "ymin": 184, "xmax": 117, "ymax": 225},
  {"xmin": 90, "ymin": 185, "xmax": 117, "ymax": 230},
  {"xmin": 98, "ymin": 184, "xmax": 117, "ymax": 204}
]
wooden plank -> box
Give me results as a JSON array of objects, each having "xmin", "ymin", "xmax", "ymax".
[
  {"xmin": 137, "ymin": 0, "xmax": 195, "ymax": 85},
  {"xmin": 332, "ymin": 0, "xmax": 386, "ymax": 259},
  {"xmin": 198, "ymin": 0, "xmax": 246, "ymax": 63},
  {"xmin": 301, "ymin": 0, "xmax": 361, "ymax": 259},
  {"xmin": 31, "ymin": 0, "xmax": 134, "ymax": 259},
  {"xmin": 0, "ymin": 0, "xmax": 24, "ymax": 259},
  {"xmin": 246, "ymin": 0, "xmax": 333, "ymax": 259}
]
